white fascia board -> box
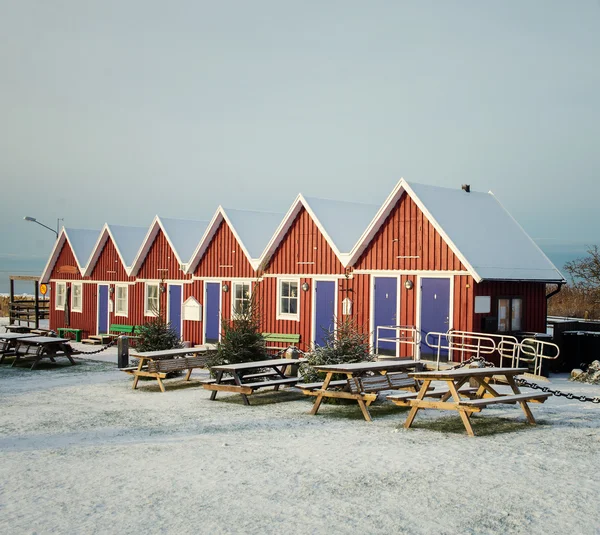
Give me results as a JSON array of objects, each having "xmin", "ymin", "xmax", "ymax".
[
  {"xmin": 106, "ymin": 225, "xmax": 135, "ymax": 276},
  {"xmin": 64, "ymin": 231, "xmax": 90, "ymax": 276},
  {"xmin": 220, "ymin": 209, "xmax": 256, "ymax": 271},
  {"xmin": 257, "ymin": 194, "xmax": 305, "ymax": 269},
  {"xmin": 156, "ymin": 216, "xmax": 185, "ymax": 267},
  {"xmin": 128, "ymin": 216, "xmax": 161, "ymax": 277},
  {"xmin": 403, "ymin": 181, "xmax": 482, "ymax": 283},
  {"xmin": 487, "ymin": 191, "xmax": 567, "ymax": 283},
  {"xmin": 346, "ymin": 179, "xmax": 407, "ymax": 267},
  {"xmin": 83, "ymin": 224, "xmax": 112, "ymax": 277},
  {"xmin": 185, "ymin": 207, "xmax": 224, "ymax": 275},
  {"xmin": 40, "ymin": 231, "xmax": 67, "ymax": 283}
]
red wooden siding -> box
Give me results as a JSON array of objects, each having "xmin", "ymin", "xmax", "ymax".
[
  {"xmin": 89, "ymin": 239, "xmax": 132, "ymax": 282},
  {"xmin": 194, "ymin": 221, "xmax": 255, "ymax": 279},
  {"xmin": 50, "ymin": 242, "xmax": 84, "ymax": 280},
  {"xmin": 183, "ymin": 280, "xmax": 204, "ymax": 344},
  {"xmin": 265, "ymin": 208, "xmax": 345, "ymax": 275},
  {"xmin": 453, "ymin": 275, "xmax": 475, "ymax": 333},
  {"xmin": 49, "ymin": 282, "xmax": 97, "ymax": 337},
  {"xmin": 355, "ymin": 193, "xmax": 465, "ymax": 271},
  {"xmin": 137, "ymin": 230, "xmax": 188, "ymax": 280},
  {"xmin": 474, "ymin": 281, "xmax": 547, "ymax": 333}
]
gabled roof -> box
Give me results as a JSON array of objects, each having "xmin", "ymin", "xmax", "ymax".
[
  {"xmin": 40, "ymin": 227, "xmax": 101, "ymax": 282},
  {"xmin": 84, "ymin": 223, "xmax": 149, "ymax": 277},
  {"xmin": 129, "ymin": 216, "xmax": 210, "ymax": 275},
  {"xmin": 187, "ymin": 207, "xmax": 284, "ymax": 273},
  {"xmin": 259, "ymin": 194, "xmax": 381, "ymax": 268},
  {"xmin": 347, "ymin": 178, "xmax": 566, "ymax": 283}
]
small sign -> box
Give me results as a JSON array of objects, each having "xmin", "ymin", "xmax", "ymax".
[
  {"xmin": 58, "ymin": 265, "xmax": 79, "ymax": 274},
  {"xmin": 39, "ymin": 283, "xmax": 48, "ymax": 295}
]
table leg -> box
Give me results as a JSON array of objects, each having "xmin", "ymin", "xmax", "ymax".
[
  {"xmin": 232, "ymin": 372, "xmax": 250, "ymax": 406},
  {"xmin": 310, "ymin": 372, "xmax": 334, "ymax": 415},
  {"xmin": 132, "ymin": 358, "xmax": 145, "ymax": 390},
  {"xmin": 472, "ymin": 376, "xmax": 502, "ymax": 399},
  {"xmin": 210, "ymin": 371, "xmax": 224, "ymax": 400},
  {"xmin": 447, "ymin": 380, "xmax": 475, "ymax": 437},
  {"xmin": 404, "ymin": 379, "xmax": 432, "ymax": 429},
  {"xmin": 506, "ymin": 375, "xmax": 536, "ymax": 424}
]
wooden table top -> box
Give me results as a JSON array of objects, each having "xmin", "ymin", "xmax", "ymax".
[
  {"xmin": 409, "ymin": 367, "xmax": 529, "ymax": 380},
  {"xmin": 0, "ymin": 333, "xmax": 33, "ymax": 341},
  {"xmin": 211, "ymin": 358, "xmax": 306, "ymax": 372},
  {"xmin": 130, "ymin": 347, "xmax": 209, "ymax": 359},
  {"xmin": 313, "ymin": 360, "xmax": 420, "ymax": 374},
  {"xmin": 18, "ymin": 336, "xmax": 70, "ymax": 344}
]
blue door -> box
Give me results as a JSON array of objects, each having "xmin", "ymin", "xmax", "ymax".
[
  {"xmin": 205, "ymin": 282, "xmax": 220, "ymax": 344},
  {"xmin": 168, "ymin": 285, "xmax": 182, "ymax": 339},
  {"xmin": 314, "ymin": 280, "xmax": 336, "ymax": 347},
  {"xmin": 98, "ymin": 285, "xmax": 109, "ymax": 334},
  {"xmin": 373, "ymin": 277, "xmax": 397, "ymax": 356},
  {"xmin": 420, "ymin": 278, "xmax": 451, "ymax": 360}
]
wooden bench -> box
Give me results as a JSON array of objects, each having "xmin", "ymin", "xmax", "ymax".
[
  {"xmin": 262, "ymin": 333, "xmax": 300, "ymax": 355},
  {"xmin": 458, "ymin": 392, "xmax": 551, "ymax": 408},
  {"xmin": 57, "ymin": 328, "xmax": 83, "ymax": 342},
  {"xmin": 387, "ymin": 386, "xmax": 479, "ymax": 404},
  {"xmin": 83, "ymin": 324, "xmax": 138, "ymax": 345},
  {"xmin": 298, "ymin": 380, "xmax": 349, "ymax": 391},
  {"xmin": 347, "ymin": 372, "xmax": 418, "ymax": 394},
  {"xmin": 203, "ymin": 376, "xmax": 300, "ymax": 395}
]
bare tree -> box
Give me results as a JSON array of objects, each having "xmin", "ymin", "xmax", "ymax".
[{"xmin": 564, "ymin": 245, "xmax": 600, "ymax": 290}]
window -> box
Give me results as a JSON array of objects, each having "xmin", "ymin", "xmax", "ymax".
[
  {"xmin": 278, "ymin": 279, "xmax": 299, "ymax": 319},
  {"xmin": 56, "ymin": 282, "xmax": 66, "ymax": 310},
  {"xmin": 71, "ymin": 283, "xmax": 82, "ymax": 312},
  {"xmin": 145, "ymin": 283, "xmax": 160, "ymax": 316},
  {"xmin": 497, "ymin": 297, "xmax": 523, "ymax": 332},
  {"xmin": 115, "ymin": 285, "xmax": 128, "ymax": 316},
  {"xmin": 232, "ymin": 282, "xmax": 251, "ymax": 316}
]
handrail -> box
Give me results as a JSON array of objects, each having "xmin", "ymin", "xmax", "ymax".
[
  {"xmin": 450, "ymin": 330, "xmax": 520, "ymax": 368},
  {"xmin": 375, "ymin": 325, "xmax": 421, "ymax": 358},
  {"xmin": 425, "ymin": 331, "xmax": 498, "ymax": 370},
  {"xmin": 518, "ymin": 338, "xmax": 560, "ymax": 377}
]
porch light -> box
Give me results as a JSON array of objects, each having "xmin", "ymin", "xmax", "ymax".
[{"xmin": 404, "ymin": 280, "xmax": 414, "ymax": 290}]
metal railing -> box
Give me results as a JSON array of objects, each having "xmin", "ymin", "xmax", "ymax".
[
  {"xmin": 449, "ymin": 330, "xmax": 520, "ymax": 368},
  {"xmin": 518, "ymin": 338, "xmax": 560, "ymax": 377},
  {"xmin": 425, "ymin": 330, "xmax": 498, "ymax": 370},
  {"xmin": 375, "ymin": 325, "xmax": 421, "ymax": 358}
]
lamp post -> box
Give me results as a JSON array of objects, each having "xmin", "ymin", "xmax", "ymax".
[{"xmin": 24, "ymin": 216, "xmax": 62, "ymax": 239}]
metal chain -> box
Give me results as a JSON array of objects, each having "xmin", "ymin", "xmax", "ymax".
[
  {"xmin": 516, "ymin": 377, "xmax": 600, "ymax": 404},
  {"xmin": 71, "ymin": 337, "xmax": 119, "ymax": 355},
  {"xmin": 450, "ymin": 356, "xmax": 600, "ymax": 404}
]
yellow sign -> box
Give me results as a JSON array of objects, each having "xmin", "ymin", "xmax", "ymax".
[{"xmin": 39, "ymin": 283, "xmax": 48, "ymax": 295}]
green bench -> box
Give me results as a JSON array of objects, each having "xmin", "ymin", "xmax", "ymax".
[
  {"xmin": 262, "ymin": 333, "xmax": 301, "ymax": 356},
  {"xmin": 57, "ymin": 327, "xmax": 83, "ymax": 342},
  {"xmin": 110, "ymin": 324, "xmax": 137, "ymax": 336}
]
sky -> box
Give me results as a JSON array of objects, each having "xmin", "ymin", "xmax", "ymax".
[{"xmin": 1, "ymin": 0, "xmax": 599, "ymax": 262}]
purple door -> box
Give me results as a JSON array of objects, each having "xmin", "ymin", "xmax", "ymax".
[
  {"xmin": 205, "ymin": 282, "xmax": 220, "ymax": 344},
  {"xmin": 98, "ymin": 285, "xmax": 109, "ymax": 334},
  {"xmin": 373, "ymin": 277, "xmax": 397, "ymax": 356},
  {"xmin": 314, "ymin": 280, "xmax": 335, "ymax": 347},
  {"xmin": 420, "ymin": 278, "xmax": 450, "ymax": 360},
  {"xmin": 168, "ymin": 285, "xmax": 182, "ymax": 339}
]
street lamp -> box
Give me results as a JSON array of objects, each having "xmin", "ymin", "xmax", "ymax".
[{"xmin": 24, "ymin": 216, "xmax": 62, "ymax": 238}]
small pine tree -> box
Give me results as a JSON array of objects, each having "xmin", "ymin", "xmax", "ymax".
[
  {"xmin": 301, "ymin": 317, "xmax": 373, "ymax": 383},
  {"xmin": 207, "ymin": 285, "xmax": 267, "ymax": 369},
  {"xmin": 136, "ymin": 314, "xmax": 182, "ymax": 352}
]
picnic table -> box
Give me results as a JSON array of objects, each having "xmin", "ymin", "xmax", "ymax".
[
  {"xmin": 125, "ymin": 347, "xmax": 211, "ymax": 392},
  {"xmin": 11, "ymin": 336, "xmax": 77, "ymax": 370},
  {"xmin": 0, "ymin": 333, "xmax": 32, "ymax": 363},
  {"xmin": 388, "ymin": 367, "xmax": 551, "ymax": 437},
  {"xmin": 302, "ymin": 360, "xmax": 421, "ymax": 422},
  {"xmin": 203, "ymin": 358, "xmax": 306, "ymax": 405},
  {"xmin": 4, "ymin": 325, "xmax": 33, "ymax": 334}
]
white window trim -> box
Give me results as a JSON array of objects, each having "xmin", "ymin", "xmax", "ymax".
[
  {"xmin": 55, "ymin": 282, "xmax": 66, "ymax": 311},
  {"xmin": 145, "ymin": 282, "xmax": 160, "ymax": 317},
  {"xmin": 276, "ymin": 278, "xmax": 300, "ymax": 321},
  {"xmin": 71, "ymin": 282, "xmax": 83, "ymax": 313},
  {"xmin": 231, "ymin": 281, "xmax": 252, "ymax": 317},
  {"xmin": 115, "ymin": 284, "xmax": 129, "ymax": 317}
]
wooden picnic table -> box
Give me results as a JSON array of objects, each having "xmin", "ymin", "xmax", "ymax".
[
  {"xmin": 4, "ymin": 325, "xmax": 33, "ymax": 334},
  {"xmin": 11, "ymin": 336, "xmax": 77, "ymax": 370},
  {"xmin": 388, "ymin": 367, "xmax": 551, "ymax": 437},
  {"xmin": 303, "ymin": 360, "xmax": 421, "ymax": 422},
  {"xmin": 0, "ymin": 333, "xmax": 32, "ymax": 363},
  {"xmin": 125, "ymin": 347, "xmax": 211, "ymax": 392},
  {"xmin": 203, "ymin": 357, "xmax": 306, "ymax": 405}
]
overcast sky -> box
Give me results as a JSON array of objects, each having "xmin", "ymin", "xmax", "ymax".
[{"xmin": 2, "ymin": 0, "xmax": 599, "ymax": 260}]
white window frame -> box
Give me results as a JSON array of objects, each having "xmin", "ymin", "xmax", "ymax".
[
  {"xmin": 115, "ymin": 284, "xmax": 129, "ymax": 317},
  {"xmin": 277, "ymin": 278, "xmax": 300, "ymax": 321},
  {"xmin": 71, "ymin": 282, "xmax": 83, "ymax": 312},
  {"xmin": 231, "ymin": 281, "xmax": 252, "ymax": 317},
  {"xmin": 55, "ymin": 282, "xmax": 66, "ymax": 311},
  {"xmin": 145, "ymin": 282, "xmax": 160, "ymax": 317}
]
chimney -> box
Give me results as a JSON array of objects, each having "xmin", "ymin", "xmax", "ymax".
[{"xmin": 461, "ymin": 184, "xmax": 470, "ymax": 193}]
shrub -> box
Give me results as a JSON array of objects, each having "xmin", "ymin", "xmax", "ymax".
[
  {"xmin": 301, "ymin": 317, "xmax": 373, "ymax": 383},
  {"xmin": 136, "ymin": 314, "xmax": 182, "ymax": 352},
  {"xmin": 207, "ymin": 287, "xmax": 267, "ymax": 369}
]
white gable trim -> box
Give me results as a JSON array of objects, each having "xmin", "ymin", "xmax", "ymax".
[
  {"xmin": 83, "ymin": 224, "xmax": 111, "ymax": 278},
  {"xmin": 40, "ymin": 230, "xmax": 68, "ymax": 283}
]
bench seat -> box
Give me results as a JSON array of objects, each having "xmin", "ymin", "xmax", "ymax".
[
  {"xmin": 458, "ymin": 392, "xmax": 551, "ymax": 408},
  {"xmin": 298, "ymin": 379, "xmax": 349, "ymax": 391},
  {"xmin": 348, "ymin": 372, "xmax": 418, "ymax": 395},
  {"xmin": 202, "ymin": 371, "xmax": 280, "ymax": 385},
  {"xmin": 202, "ymin": 376, "xmax": 300, "ymax": 394},
  {"xmin": 57, "ymin": 328, "xmax": 83, "ymax": 342},
  {"xmin": 387, "ymin": 386, "xmax": 479, "ymax": 403}
]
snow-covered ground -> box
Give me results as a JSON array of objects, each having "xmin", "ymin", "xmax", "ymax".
[{"xmin": 1, "ymin": 320, "xmax": 600, "ymax": 534}]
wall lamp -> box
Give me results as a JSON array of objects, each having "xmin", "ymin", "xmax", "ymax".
[
  {"xmin": 222, "ymin": 284, "xmax": 229, "ymax": 292},
  {"xmin": 404, "ymin": 280, "xmax": 414, "ymax": 290},
  {"xmin": 301, "ymin": 282, "xmax": 310, "ymax": 292}
]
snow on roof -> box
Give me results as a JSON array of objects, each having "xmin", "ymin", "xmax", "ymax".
[
  {"xmin": 65, "ymin": 228, "xmax": 101, "ymax": 269},
  {"xmin": 159, "ymin": 217, "xmax": 210, "ymax": 264},
  {"xmin": 223, "ymin": 208, "xmax": 285, "ymax": 260},
  {"xmin": 405, "ymin": 181, "xmax": 566, "ymax": 282},
  {"xmin": 303, "ymin": 196, "xmax": 381, "ymax": 254},
  {"xmin": 107, "ymin": 224, "xmax": 149, "ymax": 267}
]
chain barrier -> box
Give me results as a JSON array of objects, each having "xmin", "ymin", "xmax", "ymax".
[
  {"xmin": 448, "ymin": 356, "xmax": 600, "ymax": 405},
  {"xmin": 59, "ymin": 334, "xmax": 120, "ymax": 355}
]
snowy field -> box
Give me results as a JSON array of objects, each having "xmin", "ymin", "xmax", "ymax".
[{"xmin": 1, "ymin": 324, "xmax": 600, "ymax": 534}]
